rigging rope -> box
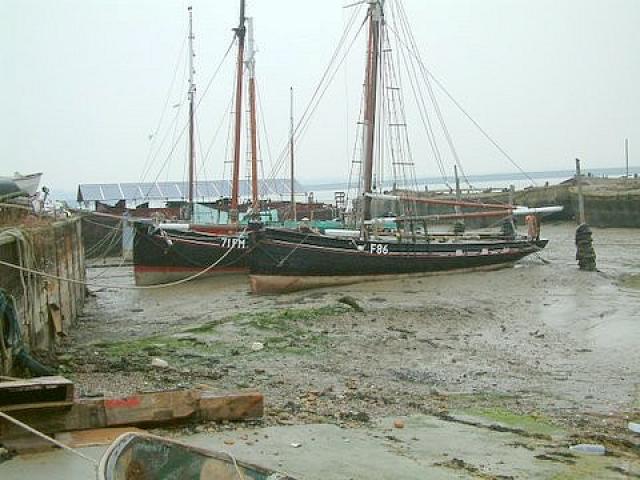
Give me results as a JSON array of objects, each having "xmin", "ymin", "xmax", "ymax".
[
  {"xmin": 0, "ymin": 411, "xmax": 99, "ymax": 469},
  {"xmin": 142, "ymin": 37, "xmax": 237, "ymax": 200},
  {"xmin": 139, "ymin": 32, "xmax": 188, "ymax": 183},
  {"xmin": 265, "ymin": 5, "xmax": 365, "ymax": 182},
  {"xmin": 394, "ymin": 1, "xmax": 473, "ymax": 189},
  {"xmin": 385, "ymin": 11, "xmax": 536, "ymax": 186},
  {"xmin": 0, "ymin": 232, "xmax": 243, "ymax": 291}
]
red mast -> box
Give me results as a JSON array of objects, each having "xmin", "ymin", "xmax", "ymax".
[
  {"xmin": 246, "ymin": 17, "xmax": 259, "ymax": 215},
  {"xmin": 361, "ymin": 1, "xmax": 382, "ymax": 231},
  {"xmin": 187, "ymin": 6, "xmax": 196, "ymax": 220},
  {"xmin": 230, "ymin": 0, "xmax": 246, "ymax": 223}
]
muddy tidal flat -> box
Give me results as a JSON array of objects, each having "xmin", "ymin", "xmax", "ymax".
[{"xmin": 38, "ymin": 223, "xmax": 640, "ymax": 477}]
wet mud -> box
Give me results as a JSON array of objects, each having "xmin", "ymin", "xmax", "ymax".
[{"xmin": 54, "ymin": 222, "xmax": 639, "ymax": 475}]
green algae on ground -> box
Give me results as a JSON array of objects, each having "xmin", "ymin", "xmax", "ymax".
[
  {"xmin": 184, "ymin": 305, "xmax": 349, "ymax": 334},
  {"xmin": 90, "ymin": 335, "xmax": 231, "ymax": 361},
  {"xmin": 90, "ymin": 305, "xmax": 348, "ymax": 360},
  {"xmin": 243, "ymin": 305, "xmax": 349, "ymax": 331},
  {"xmin": 91, "ymin": 336, "xmax": 196, "ymax": 356},
  {"xmin": 619, "ymin": 273, "xmax": 640, "ymax": 290},
  {"xmin": 461, "ymin": 407, "xmax": 561, "ymax": 436},
  {"xmin": 241, "ymin": 306, "xmax": 348, "ymax": 355},
  {"xmin": 549, "ymin": 455, "xmax": 634, "ymax": 480},
  {"xmin": 183, "ymin": 321, "xmax": 219, "ymax": 334}
]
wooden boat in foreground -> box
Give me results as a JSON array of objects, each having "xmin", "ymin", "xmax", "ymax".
[{"xmin": 99, "ymin": 432, "xmax": 295, "ymax": 480}]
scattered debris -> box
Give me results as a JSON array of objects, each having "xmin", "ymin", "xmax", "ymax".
[
  {"xmin": 434, "ymin": 457, "xmax": 513, "ymax": 480},
  {"xmin": 0, "ymin": 388, "xmax": 264, "ymax": 446},
  {"xmin": 534, "ymin": 452, "xmax": 576, "ymax": 465},
  {"xmin": 606, "ymin": 465, "xmax": 640, "ymax": 478},
  {"xmin": 151, "ymin": 358, "xmax": 169, "ymax": 369},
  {"xmin": 393, "ymin": 419, "xmax": 405, "ymax": 429},
  {"xmin": 569, "ymin": 443, "xmax": 606, "ymax": 455},
  {"xmin": 55, "ymin": 427, "xmax": 145, "ymax": 448},
  {"xmin": 251, "ymin": 342, "xmax": 265, "ymax": 352},
  {"xmin": 338, "ymin": 296, "xmax": 364, "ymax": 312}
]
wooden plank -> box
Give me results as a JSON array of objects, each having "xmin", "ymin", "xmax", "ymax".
[
  {"xmin": 104, "ymin": 389, "xmax": 199, "ymax": 426},
  {"xmin": 0, "ymin": 376, "xmax": 74, "ymax": 409},
  {"xmin": 198, "ymin": 391, "xmax": 264, "ymax": 421},
  {"xmin": 55, "ymin": 427, "xmax": 145, "ymax": 448},
  {"xmin": 0, "ymin": 389, "xmax": 264, "ymax": 441},
  {"xmin": 0, "ymin": 399, "xmax": 106, "ymax": 438},
  {"xmin": 0, "ymin": 400, "xmax": 74, "ymax": 413}
]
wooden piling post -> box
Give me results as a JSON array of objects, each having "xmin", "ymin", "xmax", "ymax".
[{"xmin": 575, "ymin": 158, "xmax": 586, "ymax": 224}]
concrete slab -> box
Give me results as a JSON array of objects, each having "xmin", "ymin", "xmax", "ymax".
[{"xmin": 2, "ymin": 415, "xmax": 634, "ymax": 479}]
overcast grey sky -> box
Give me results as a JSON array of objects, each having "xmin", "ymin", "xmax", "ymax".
[{"xmin": 2, "ymin": 0, "xmax": 639, "ymax": 192}]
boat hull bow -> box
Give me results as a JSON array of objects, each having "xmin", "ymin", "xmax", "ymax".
[
  {"xmin": 249, "ymin": 228, "xmax": 547, "ymax": 293},
  {"xmin": 133, "ymin": 223, "xmax": 251, "ymax": 286}
]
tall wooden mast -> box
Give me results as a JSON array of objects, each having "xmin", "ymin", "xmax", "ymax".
[
  {"xmin": 361, "ymin": 0, "xmax": 383, "ymax": 229},
  {"xmin": 187, "ymin": 6, "xmax": 196, "ymax": 220},
  {"xmin": 230, "ymin": 0, "xmax": 246, "ymax": 223},
  {"xmin": 245, "ymin": 17, "xmax": 259, "ymax": 215},
  {"xmin": 290, "ymin": 86, "xmax": 297, "ymax": 221}
]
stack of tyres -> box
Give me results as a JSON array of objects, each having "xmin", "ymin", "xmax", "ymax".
[
  {"xmin": 453, "ymin": 220, "xmax": 466, "ymax": 235},
  {"xmin": 575, "ymin": 223, "xmax": 596, "ymax": 271}
]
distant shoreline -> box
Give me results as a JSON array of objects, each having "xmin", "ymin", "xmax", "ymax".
[
  {"xmin": 301, "ymin": 165, "xmax": 639, "ymax": 192},
  {"xmin": 54, "ymin": 165, "xmax": 639, "ymax": 204}
]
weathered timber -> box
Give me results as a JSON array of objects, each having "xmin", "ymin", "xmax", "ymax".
[
  {"xmin": 0, "ymin": 376, "xmax": 74, "ymax": 410},
  {"xmin": 198, "ymin": 390, "xmax": 264, "ymax": 421},
  {"xmin": 104, "ymin": 389, "xmax": 198, "ymax": 427},
  {"xmin": 55, "ymin": 427, "xmax": 145, "ymax": 448},
  {"xmin": 0, "ymin": 389, "xmax": 263, "ymax": 442}
]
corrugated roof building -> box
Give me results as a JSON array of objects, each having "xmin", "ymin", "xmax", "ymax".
[{"xmin": 77, "ymin": 179, "xmax": 304, "ymax": 206}]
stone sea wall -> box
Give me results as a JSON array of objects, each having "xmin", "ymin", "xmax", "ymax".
[{"xmin": 0, "ymin": 217, "xmax": 85, "ymax": 376}]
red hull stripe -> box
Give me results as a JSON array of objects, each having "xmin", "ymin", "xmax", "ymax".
[{"xmin": 134, "ymin": 265, "xmax": 247, "ymax": 274}]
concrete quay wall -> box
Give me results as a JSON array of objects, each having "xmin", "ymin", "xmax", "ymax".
[{"xmin": 373, "ymin": 182, "xmax": 640, "ymax": 228}]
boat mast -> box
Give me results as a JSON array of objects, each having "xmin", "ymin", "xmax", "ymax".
[
  {"xmin": 187, "ymin": 6, "xmax": 196, "ymax": 220},
  {"xmin": 290, "ymin": 86, "xmax": 297, "ymax": 221},
  {"xmin": 245, "ymin": 17, "xmax": 259, "ymax": 215},
  {"xmin": 454, "ymin": 165, "xmax": 462, "ymax": 215},
  {"xmin": 361, "ymin": 0, "xmax": 383, "ymax": 233},
  {"xmin": 230, "ymin": 0, "xmax": 246, "ymax": 223},
  {"xmin": 625, "ymin": 138, "xmax": 629, "ymax": 179}
]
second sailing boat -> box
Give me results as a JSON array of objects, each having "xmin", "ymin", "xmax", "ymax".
[
  {"xmin": 248, "ymin": 0, "xmax": 557, "ymax": 293},
  {"xmin": 133, "ymin": 1, "xmax": 259, "ymax": 286}
]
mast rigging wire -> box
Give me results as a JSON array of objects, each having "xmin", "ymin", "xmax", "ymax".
[
  {"xmin": 393, "ymin": 1, "xmax": 472, "ymax": 188},
  {"xmin": 384, "ymin": 6, "xmax": 536, "ymax": 186},
  {"xmin": 139, "ymin": 33, "xmax": 188, "ymax": 183},
  {"xmin": 141, "ymin": 37, "xmax": 236, "ymax": 201},
  {"xmin": 265, "ymin": 5, "xmax": 365, "ymax": 181}
]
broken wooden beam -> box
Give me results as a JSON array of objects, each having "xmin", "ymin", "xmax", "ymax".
[
  {"xmin": 104, "ymin": 389, "xmax": 199, "ymax": 427},
  {"xmin": 0, "ymin": 388, "xmax": 264, "ymax": 442},
  {"xmin": 0, "ymin": 376, "xmax": 74, "ymax": 412},
  {"xmin": 198, "ymin": 391, "xmax": 264, "ymax": 421}
]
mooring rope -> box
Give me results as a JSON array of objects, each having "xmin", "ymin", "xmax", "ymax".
[
  {"xmin": 0, "ymin": 242, "xmax": 237, "ymax": 291},
  {"xmin": 0, "ymin": 411, "xmax": 99, "ymax": 469}
]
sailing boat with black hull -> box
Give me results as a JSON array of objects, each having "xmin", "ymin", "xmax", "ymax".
[
  {"xmin": 248, "ymin": 0, "xmax": 558, "ymax": 294},
  {"xmin": 133, "ymin": 2, "xmax": 260, "ymax": 286}
]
